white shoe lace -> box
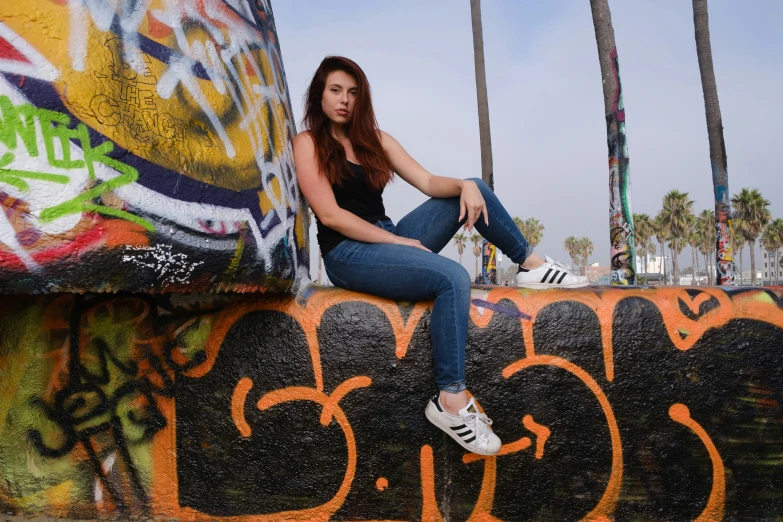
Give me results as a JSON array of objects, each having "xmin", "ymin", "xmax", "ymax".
[
  {"xmin": 463, "ymin": 412, "xmax": 494, "ymax": 442},
  {"xmin": 544, "ymin": 256, "xmax": 574, "ymax": 274}
]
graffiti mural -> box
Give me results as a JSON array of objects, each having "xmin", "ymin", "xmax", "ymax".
[
  {"xmin": 0, "ymin": 0, "xmax": 307, "ymax": 293},
  {"xmin": 480, "ymin": 238, "xmax": 497, "ymax": 285},
  {"xmin": 2, "ymin": 286, "xmax": 783, "ymax": 520},
  {"xmin": 605, "ymin": 49, "xmax": 635, "ymax": 286},
  {"xmin": 715, "ymin": 182, "xmax": 736, "ymax": 285}
]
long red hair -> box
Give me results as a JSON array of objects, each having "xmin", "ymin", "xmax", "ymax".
[{"xmin": 303, "ymin": 56, "xmax": 393, "ymax": 191}]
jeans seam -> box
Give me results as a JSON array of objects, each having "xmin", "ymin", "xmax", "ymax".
[
  {"xmin": 485, "ymin": 203, "xmax": 531, "ymax": 264},
  {"xmin": 327, "ymin": 257, "xmax": 466, "ymax": 388},
  {"xmin": 323, "ymin": 264, "xmax": 349, "ymax": 289},
  {"xmin": 414, "ymin": 203, "xmax": 459, "ymax": 246}
]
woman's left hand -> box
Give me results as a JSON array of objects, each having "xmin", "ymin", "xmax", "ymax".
[{"xmin": 459, "ymin": 180, "xmax": 488, "ymax": 232}]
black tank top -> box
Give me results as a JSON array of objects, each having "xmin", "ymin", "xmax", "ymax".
[{"xmin": 315, "ymin": 162, "xmax": 389, "ymax": 256}]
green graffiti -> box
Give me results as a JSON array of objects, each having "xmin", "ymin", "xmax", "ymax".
[
  {"xmin": 0, "ymin": 95, "xmax": 38, "ymax": 156},
  {"xmin": 0, "ymin": 95, "xmax": 153, "ymax": 231},
  {"xmin": 0, "ymin": 152, "xmax": 69, "ymax": 191}
]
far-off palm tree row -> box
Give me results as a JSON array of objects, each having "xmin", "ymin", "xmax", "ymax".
[
  {"xmin": 454, "ymin": 217, "xmax": 596, "ymax": 282},
  {"xmin": 465, "ymin": 0, "xmax": 738, "ymax": 285},
  {"xmin": 564, "ymin": 236, "xmax": 595, "ymax": 276},
  {"xmin": 634, "ymin": 188, "xmax": 783, "ymax": 285}
]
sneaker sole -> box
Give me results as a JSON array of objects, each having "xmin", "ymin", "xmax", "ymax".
[
  {"xmin": 424, "ymin": 403, "xmax": 499, "ymax": 456},
  {"xmin": 515, "ymin": 280, "xmax": 590, "ymax": 289}
]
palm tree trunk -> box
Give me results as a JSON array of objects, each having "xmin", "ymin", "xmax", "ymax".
[
  {"xmin": 738, "ymin": 248, "xmax": 744, "ymax": 285},
  {"xmin": 672, "ymin": 242, "xmax": 680, "ymax": 284},
  {"xmin": 693, "ymin": 0, "xmax": 734, "ymax": 285},
  {"xmin": 703, "ymin": 252, "xmax": 709, "ymax": 284},
  {"xmin": 590, "ymin": 0, "xmax": 635, "ymax": 285},
  {"xmin": 470, "ymin": 0, "xmax": 493, "ymax": 191},
  {"xmin": 695, "ymin": 248, "xmax": 701, "ymax": 285},
  {"xmin": 749, "ymin": 239, "xmax": 757, "ymax": 285},
  {"xmin": 692, "ymin": 246, "xmax": 697, "ymax": 285},
  {"xmin": 664, "ymin": 243, "xmax": 669, "ymax": 285},
  {"xmin": 475, "ymin": 255, "xmax": 480, "ymax": 280}
]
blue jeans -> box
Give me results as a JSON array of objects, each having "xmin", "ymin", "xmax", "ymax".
[{"xmin": 323, "ymin": 178, "xmax": 533, "ymax": 392}]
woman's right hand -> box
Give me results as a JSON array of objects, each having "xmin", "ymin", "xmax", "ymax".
[{"xmin": 394, "ymin": 236, "xmax": 432, "ymax": 252}]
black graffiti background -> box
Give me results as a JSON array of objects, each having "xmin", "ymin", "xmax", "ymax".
[{"xmin": 176, "ymin": 294, "xmax": 783, "ymax": 521}]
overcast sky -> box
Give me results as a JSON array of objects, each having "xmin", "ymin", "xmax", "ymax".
[{"xmin": 272, "ymin": 0, "xmax": 783, "ymax": 282}]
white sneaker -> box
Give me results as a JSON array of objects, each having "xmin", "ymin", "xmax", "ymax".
[
  {"xmin": 515, "ymin": 255, "xmax": 589, "ymax": 288},
  {"xmin": 425, "ymin": 395, "xmax": 502, "ymax": 456}
]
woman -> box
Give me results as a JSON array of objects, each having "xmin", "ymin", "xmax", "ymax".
[{"xmin": 293, "ymin": 56, "xmax": 587, "ymax": 456}]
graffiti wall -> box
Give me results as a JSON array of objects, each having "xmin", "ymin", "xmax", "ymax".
[
  {"xmin": 605, "ymin": 49, "xmax": 636, "ymax": 286},
  {"xmin": 2, "ymin": 286, "xmax": 783, "ymax": 520},
  {"xmin": 0, "ymin": 0, "xmax": 306, "ymax": 293}
]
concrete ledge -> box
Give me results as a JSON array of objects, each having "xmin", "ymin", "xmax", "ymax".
[{"xmin": 1, "ymin": 285, "xmax": 783, "ymax": 520}]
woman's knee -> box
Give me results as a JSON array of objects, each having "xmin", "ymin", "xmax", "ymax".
[
  {"xmin": 436, "ymin": 260, "xmax": 472, "ymax": 294},
  {"xmin": 466, "ymin": 177, "xmax": 490, "ymax": 193}
]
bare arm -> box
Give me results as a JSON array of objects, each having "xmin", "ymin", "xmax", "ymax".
[
  {"xmin": 380, "ymin": 131, "xmax": 488, "ymax": 231},
  {"xmin": 293, "ymin": 132, "xmax": 430, "ymax": 250}
]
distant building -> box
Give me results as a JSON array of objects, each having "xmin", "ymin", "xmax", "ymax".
[
  {"xmin": 585, "ymin": 262, "xmax": 610, "ymax": 284},
  {"xmin": 762, "ymin": 250, "xmax": 783, "ymax": 284},
  {"xmin": 641, "ymin": 255, "xmax": 664, "ymax": 275}
]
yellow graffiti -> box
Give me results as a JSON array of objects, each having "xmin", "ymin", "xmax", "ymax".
[{"xmin": 1, "ymin": 0, "xmax": 293, "ymax": 193}]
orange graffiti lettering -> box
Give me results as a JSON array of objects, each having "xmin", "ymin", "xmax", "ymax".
[{"xmin": 669, "ymin": 403, "xmax": 725, "ymax": 522}]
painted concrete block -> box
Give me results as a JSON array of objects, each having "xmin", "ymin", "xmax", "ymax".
[
  {"xmin": 0, "ymin": 0, "xmax": 306, "ymax": 293},
  {"xmin": 1, "ymin": 285, "xmax": 783, "ymax": 520}
]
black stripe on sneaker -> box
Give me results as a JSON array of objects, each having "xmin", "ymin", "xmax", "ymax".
[
  {"xmin": 456, "ymin": 429, "xmax": 473, "ymax": 437},
  {"xmin": 433, "ymin": 396, "xmax": 443, "ymax": 412},
  {"xmin": 540, "ymin": 268, "xmax": 553, "ymax": 283},
  {"xmin": 449, "ymin": 424, "xmax": 467, "ymax": 431},
  {"xmin": 557, "ymin": 271, "xmax": 568, "ymax": 284},
  {"xmin": 463, "ymin": 435, "xmax": 476, "ymax": 443},
  {"xmin": 548, "ymin": 270, "xmax": 561, "ymax": 284}
]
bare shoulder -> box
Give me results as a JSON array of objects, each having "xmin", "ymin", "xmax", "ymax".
[
  {"xmin": 378, "ymin": 129, "xmax": 397, "ymax": 144},
  {"xmin": 293, "ymin": 130, "xmax": 315, "ymax": 149},
  {"xmin": 378, "ymin": 130, "xmax": 401, "ymax": 151}
]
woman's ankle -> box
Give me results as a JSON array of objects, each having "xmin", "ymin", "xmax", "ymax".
[
  {"xmin": 520, "ymin": 252, "xmax": 545, "ymax": 270},
  {"xmin": 439, "ymin": 390, "xmax": 468, "ymax": 415}
]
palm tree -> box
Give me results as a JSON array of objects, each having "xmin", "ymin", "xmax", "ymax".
[
  {"xmin": 687, "ymin": 216, "xmax": 700, "ymax": 285},
  {"xmin": 770, "ymin": 219, "xmax": 783, "ymax": 285},
  {"xmin": 564, "ymin": 236, "xmax": 579, "ymax": 272},
  {"xmin": 654, "ymin": 212, "xmax": 668, "ymax": 283},
  {"xmin": 731, "ymin": 188, "xmax": 771, "ymax": 286},
  {"xmin": 732, "ymin": 219, "xmax": 748, "ymax": 284},
  {"xmin": 470, "ymin": 0, "xmax": 493, "ymax": 190},
  {"xmin": 578, "ymin": 237, "xmax": 594, "ymax": 274},
  {"xmin": 693, "ymin": 0, "xmax": 734, "ymax": 285},
  {"xmin": 696, "ymin": 209, "xmax": 716, "ymax": 284},
  {"xmin": 660, "ymin": 190, "xmax": 694, "ymax": 284},
  {"xmin": 453, "ymin": 233, "xmax": 468, "ymax": 266},
  {"xmin": 470, "ymin": 233, "xmax": 483, "ymax": 280},
  {"xmin": 633, "ymin": 213, "xmax": 652, "ymax": 274},
  {"xmin": 513, "ymin": 216, "xmax": 527, "ymax": 241},
  {"xmin": 524, "ymin": 218, "xmax": 544, "ymax": 248},
  {"xmin": 761, "ymin": 225, "xmax": 776, "ymax": 285},
  {"xmin": 647, "ymin": 241, "xmax": 657, "ymax": 282},
  {"xmin": 590, "ymin": 0, "xmax": 635, "ymax": 285}
]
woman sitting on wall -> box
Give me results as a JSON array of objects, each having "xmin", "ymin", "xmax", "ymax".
[{"xmin": 293, "ymin": 56, "xmax": 587, "ymax": 455}]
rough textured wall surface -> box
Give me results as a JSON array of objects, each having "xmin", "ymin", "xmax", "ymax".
[
  {"xmin": 1, "ymin": 285, "xmax": 782, "ymax": 521},
  {"xmin": 0, "ymin": 0, "xmax": 305, "ymax": 294}
]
